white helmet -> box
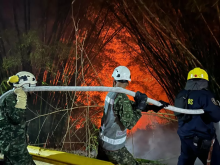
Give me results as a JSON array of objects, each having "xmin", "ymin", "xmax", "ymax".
[
  {"xmin": 112, "ymin": 66, "xmax": 131, "ymax": 81},
  {"xmin": 8, "ymin": 71, "xmax": 37, "ymax": 88}
]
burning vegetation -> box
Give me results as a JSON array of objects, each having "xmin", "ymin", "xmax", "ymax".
[{"xmin": 0, "ymin": 0, "xmax": 219, "ymax": 164}]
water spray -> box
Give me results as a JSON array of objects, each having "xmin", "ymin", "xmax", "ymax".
[{"xmin": 0, "ymin": 86, "xmax": 204, "ymax": 114}]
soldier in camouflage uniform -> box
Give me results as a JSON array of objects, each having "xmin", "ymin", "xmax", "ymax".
[
  {"xmin": 0, "ymin": 71, "xmax": 37, "ymax": 165},
  {"xmin": 97, "ymin": 66, "xmax": 169, "ymax": 165}
]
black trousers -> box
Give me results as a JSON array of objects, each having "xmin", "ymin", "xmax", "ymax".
[
  {"xmin": 96, "ymin": 144, "xmax": 109, "ymax": 161},
  {"xmin": 178, "ymin": 136, "xmax": 220, "ymax": 165}
]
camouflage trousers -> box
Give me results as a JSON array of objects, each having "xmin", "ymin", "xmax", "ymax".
[
  {"xmin": 97, "ymin": 145, "xmax": 138, "ymax": 165},
  {"xmin": 2, "ymin": 139, "xmax": 35, "ymax": 165}
]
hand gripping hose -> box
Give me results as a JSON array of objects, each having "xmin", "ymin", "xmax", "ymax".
[{"xmin": 0, "ymin": 86, "xmax": 204, "ymax": 114}]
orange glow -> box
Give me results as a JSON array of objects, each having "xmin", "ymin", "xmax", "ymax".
[
  {"xmin": 42, "ymin": 27, "xmax": 172, "ymax": 133},
  {"xmin": 75, "ymin": 118, "xmax": 85, "ymax": 129},
  {"xmin": 72, "ymin": 28, "xmax": 172, "ymax": 132},
  {"xmin": 43, "ymin": 70, "xmax": 48, "ymax": 83}
]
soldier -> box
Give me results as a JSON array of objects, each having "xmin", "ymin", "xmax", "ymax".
[
  {"xmin": 174, "ymin": 68, "xmax": 220, "ymax": 165},
  {"xmin": 97, "ymin": 66, "xmax": 169, "ymax": 165},
  {"xmin": 0, "ymin": 71, "xmax": 36, "ymax": 165}
]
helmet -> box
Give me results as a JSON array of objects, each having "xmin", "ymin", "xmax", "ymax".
[
  {"xmin": 187, "ymin": 67, "xmax": 209, "ymax": 81},
  {"xmin": 7, "ymin": 71, "xmax": 37, "ymax": 88},
  {"xmin": 112, "ymin": 66, "xmax": 131, "ymax": 81}
]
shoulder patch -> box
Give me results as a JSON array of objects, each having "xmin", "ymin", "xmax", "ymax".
[{"xmin": 211, "ymin": 98, "xmax": 218, "ymax": 105}]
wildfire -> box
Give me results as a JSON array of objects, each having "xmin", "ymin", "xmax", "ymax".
[
  {"xmin": 41, "ymin": 27, "xmax": 172, "ymax": 134},
  {"xmin": 72, "ymin": 29, "xmax": 172, "ymax": 132}
]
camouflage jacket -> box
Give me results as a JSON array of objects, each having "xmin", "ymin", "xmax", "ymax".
[
  {"xmin": 113, "ymin": 93, "xmax": 142, "ymax": 130},
  {"xmin": 0, "ymin": 93, "xmax": 27, "ymax": 151}
]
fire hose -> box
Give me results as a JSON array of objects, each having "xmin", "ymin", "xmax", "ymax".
[{"xmin": 0, "ymin": 86, "xmax": 204, "ymax": 114}]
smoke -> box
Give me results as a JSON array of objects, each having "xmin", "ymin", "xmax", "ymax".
[{"xmin": 125, "ymin": 122, "xmax": 203, "ymax": 165}]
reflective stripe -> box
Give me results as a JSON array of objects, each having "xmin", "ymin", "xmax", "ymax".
[
  {"xmin": 101, "ymin": 135, "xmax": 126, "ymax": 145},
  {"xmin": 105, "ymin": 96, "xmax": 114, "ymax": 105},
  {"xmin": 207, "ymin": 138, "xmax": 215, "ymax": 165},
  {"xmin": 104, "ymin": 95, "xmax": 114, "ymax": 114}
]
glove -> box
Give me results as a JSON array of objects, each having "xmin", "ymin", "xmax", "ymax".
[
  {"xmin": 151, "ymin": 100, "xmax": 170, "ymax": 113},
  {"xmin": 158, "ymin": 100, "xmax": 169, "ymax": 108},
  {"xmin": 14, "ymin": 87, "xmax": 27, "ymax": 109},
  {"xmin": 134, "ymin": 91, "xmax": 148, "ymax": 111}
]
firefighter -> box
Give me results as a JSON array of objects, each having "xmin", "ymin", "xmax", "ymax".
[
  {"xmin": 96, "ymin": 66, "xmax": 169, "ymax": 165},
  {"xmin": 0, "ymin": 71, "xmax": 36, "ymax": 165},
  {"xmin": 174, "ymin": 67, "xmax": 220, "ymax": 165}
]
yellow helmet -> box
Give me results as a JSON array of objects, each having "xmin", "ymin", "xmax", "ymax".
[{"xmin": 187, "ymin": 67, "xmax": 209, "ymax": 81}]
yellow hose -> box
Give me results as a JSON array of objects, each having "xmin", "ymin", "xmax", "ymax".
[{"xmin": 28, "ymin": 146, "xmax": 113, "ymax": 165}]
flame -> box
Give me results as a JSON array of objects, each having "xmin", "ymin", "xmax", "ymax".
[
  {"xmin": 43, "ymin": 70, "xmax": 48, "ymax": 83},
  {"xmin": 40, "ymin": 27, "xmax": 172, "ymax": 133},
  {"xmin": 72, "ymin": 29, "xmax": 172, "ymax": 132}
]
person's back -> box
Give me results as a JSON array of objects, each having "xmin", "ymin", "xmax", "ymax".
[
  {"xmin": 97, "ymin": 66, "xmax": 147, "ymax": 165},
  {"xmin": 100, "ymin": 92, "xmax": 127, "ymax": 151},
  {"xmin": 176, "ymin": 89, "xmax": 220, "ymax": 139},
  {"xmin": 0, "ymin": 71, "xmax": 36, "ymax": 165},
  {"xmin": 0, "ymin": 93, "xmax": 33, "ymax": 164},
  {"xmin": 97, "ymin": 66, "xmax": 169, "ymax": 165},
  {"xmin": 175, "ymin": 67, "xmax": 220, "ymax": 165}
]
